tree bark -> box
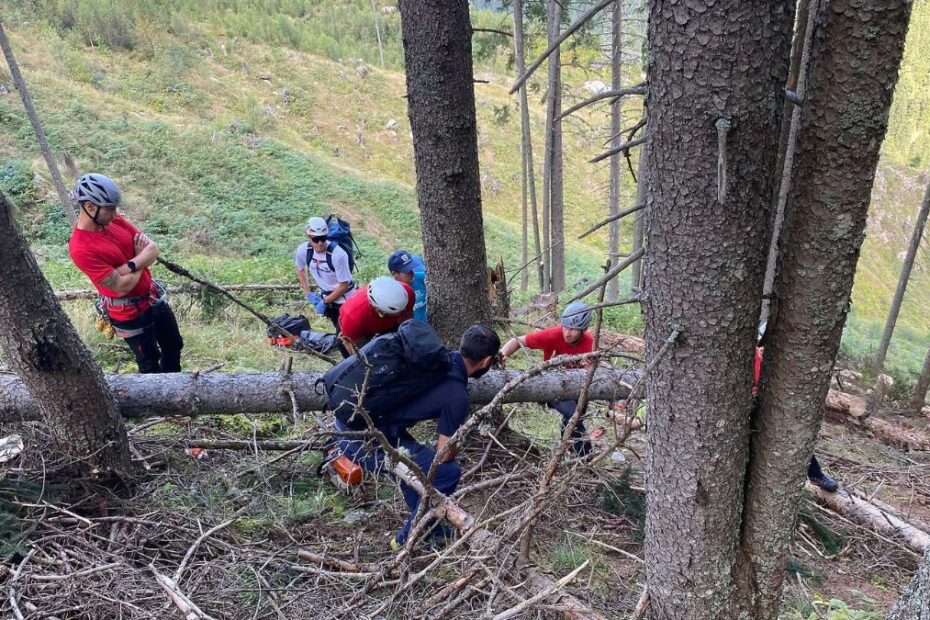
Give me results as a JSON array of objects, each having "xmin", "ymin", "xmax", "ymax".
[
  {"xmin": 641, "ymin": 1, "xmax": 793, "ymax": 618},
  {"xmin": 0, "ymin": 19, "xmax": 76, "ymax": 228},
  {"xmin": 0, "ymin": 190, "xmax": 130, "ymax": 478},
  {"xmin": 760, "ymin": 0, "xmax": 816, "ymax": 321},
  {"xmin": 513, "ymin": 0, "xmax": 541, "ymax": 293},
  {"xmin": 606, "ymin": 0, "xmax": 623, "ymax": 303},
  {"xmin": 888, "ymin": 547, "xmax": 930, "ymax": 620},
  {"xmin": 733, "ymin": 1, "xmax": 914, "ymax": 618},
  {"xmin": 0, "ymin": 368, "xmax": 636, "ymax": 423},
  {"xmin": 398, "ymin": 0, "xmax": 491, "ymax": 343},
  {"xmin": 875, "ymin": 179, "xmax": 930, "ymax": 369},
  {"xmin": 546, "ymin": 0, "xmax": 566, "ymax": 294},
  {"xmin": 915, "ymin": 344, "xmax": 930, "ymax": 410}
]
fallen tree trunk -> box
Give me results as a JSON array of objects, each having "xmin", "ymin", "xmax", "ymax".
[
  {"xmin": 0, "ymin": 368, "xmax": 636, "ymax": 423},
  {"xmin": 807, "ymin": 483, "xmax": 930, "ymax": 554},
  {"xmin": 823, "ymin": 391, "xmax": 930, "ymax": 451}
]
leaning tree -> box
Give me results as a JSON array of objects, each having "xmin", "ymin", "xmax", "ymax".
[{"xmin": 0, "ymin": 189, "xmax": 133, "ymax": 481}]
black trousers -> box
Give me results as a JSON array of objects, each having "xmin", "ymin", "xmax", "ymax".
[{"xmin": 111, "ymin": 302, "xmax": 184, "ymax": 373}]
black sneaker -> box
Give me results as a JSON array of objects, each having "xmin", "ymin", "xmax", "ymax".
[{"xmin": 809, "ymin": 472, "xmax": 839, "ymax": 493}]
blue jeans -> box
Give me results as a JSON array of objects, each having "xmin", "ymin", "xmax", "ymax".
[{"xmin": 333, "ymin": 419, "xmax": 461, "ymax": 544}]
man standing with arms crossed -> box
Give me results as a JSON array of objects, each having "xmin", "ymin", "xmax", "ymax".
[{"xmin": 69, "ymin": 173, "xmax": 183, "ymax": 373}]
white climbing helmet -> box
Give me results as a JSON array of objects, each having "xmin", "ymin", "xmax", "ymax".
[
  {"xmin": 305, "ymin": 216, "xmax": 328, "ymax": 237},
  {"xmin": 367, "ymin": 276, "xmax": 408, "ymax": 315}
]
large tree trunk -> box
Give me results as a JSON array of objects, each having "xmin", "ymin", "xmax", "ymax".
[
  {"xmin": 889, "ymin": 547, "xmax": 930, "ymax": 620},
  {"xmin": 547, "ymin": 0, "xmax": 566, "ymax": 294},
  {"xmin": 875, "ymin": 179, "xmax": 930, "ymax": 369},
  {"xmin": 0, "ymin": 19, "xmax": 76, "ymax": 228},
  {"xmin": 0, "ymin": 190, "xmax": 130, "ymax": 479},
  {"xmin": 641, "ymin": 1, "xmax": 793, "ymax": 618},
  {"xmin": 398, "ymin": 0, "xmax": 491, "ymax": 343},
  {"xmin": 606, "ymin": 0, "xmax": 623, "ymax": 303},
  {"xmin": 0, "ymin": 368, "xmax": 636, "ymax": 422},
  {"xmin": 760, "ymin": 0, "xmax": 816, "ymax": 321},
  {"xmin": 732, "ymin": 2, "xmax": 914, "ymax": 618},
  {"xmin": 513, "ymin": 0, "xmax": 542, "ymax": 293}
]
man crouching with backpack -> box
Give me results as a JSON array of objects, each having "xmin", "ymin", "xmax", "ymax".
[{"xmin": 333, "ymin": 324, "xmax": 500, "ymax": 550}]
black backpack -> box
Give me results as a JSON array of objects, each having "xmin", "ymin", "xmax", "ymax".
[
  {"xmin": 320, "ymin": 320, "xmax": 451, "ymax": 427},
  {"xmin": 306, "ymin": 213, "xmax": 360, "ymax": 273},
  {"xmin": 267, "ymin": 314, "xmax": 311, "ymax": 338}
]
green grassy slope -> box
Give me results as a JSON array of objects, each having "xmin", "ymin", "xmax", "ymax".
[{"xmin": 0, "ymin": 0, "xmax": 928, "ymax": 379}]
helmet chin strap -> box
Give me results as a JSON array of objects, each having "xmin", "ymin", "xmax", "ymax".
[{"xmin": 82, "ymin": 203, "xmax": 107, "ymax": 227}]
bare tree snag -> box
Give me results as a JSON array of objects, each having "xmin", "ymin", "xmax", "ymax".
[
  {"xmin": 641, "ymin": 1, "xmax": 794, "ymax": 617},
  {"xmin": 546, "ymin": 0, "xmax": 566, "ymax": 294},
  {"xmin": 875, "ymin": 179, "xmax": 930, "ymax": 369},
  {"xmin": 606, "ymin": 0, "xmax": 623, "ymax": 303},
  {"xmin": 888, "ymin": 546, "xmax": 930, "ymax": 620},
  {"xmin": 0, "ymin": 190, "xmax": 131, "ymax": 479},
  {"xmin": 398, "ymin": 0, "xmax": 491, "ymax": 343},
  {"xmin": 513, "ymin": 0, "xmax": 542, "ymax": 292},
  {"xmin": 0, "ymin": 368, "xmax": 635, "ymax": 423},
  {"xmin": 733, "ymin": 1, "xmax": 914, "ymax": 617},
  {"xmin": 807, "ymin": 484, "xmax": 930, "ymax": 555},
  {"xmin": 0, "ymin": 20, "xmax": 76, "ymax": 228}
]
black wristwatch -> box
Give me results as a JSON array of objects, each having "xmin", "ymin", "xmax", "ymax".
[{"xmin": 127, "ymin": 260, "xmax": 137, "ymax": 273}]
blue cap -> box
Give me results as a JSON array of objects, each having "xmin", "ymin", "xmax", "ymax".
[{"xmin": 388, "ymin": 250, "xmax": 424, "ymax": 274}]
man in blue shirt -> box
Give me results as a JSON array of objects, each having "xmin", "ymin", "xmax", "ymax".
[
  {"xmin": 333, "ymin": 324, "xmax": 500, "ymax": 549},
  {"xmin": 388, "ymin": 250, "xmax": 427, "ymax": 323}
]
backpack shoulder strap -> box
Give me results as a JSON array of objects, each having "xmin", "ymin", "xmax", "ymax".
[
  {"xmin": 306, "ymin": 243, "xmax": 312, "ymax": 272},
  {"xmin": 325, "ymin": 241, "xmax": 337, "ymax": 272}
]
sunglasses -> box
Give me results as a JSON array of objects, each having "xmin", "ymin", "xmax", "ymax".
[{"xmin": 310, "ymin": 236, "xmax": 328, "ymax": 243}]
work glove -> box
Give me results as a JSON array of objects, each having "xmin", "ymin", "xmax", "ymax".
[
  {"xmin": 314, "ymin": 299, "xmax": 327, "ymax": 315},
  {"xmin": 306, "ymin": 292, "xmax": 322, "ymax": 305}
]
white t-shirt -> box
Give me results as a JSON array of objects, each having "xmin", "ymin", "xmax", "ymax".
[{"xmin": 294, "ymin": 241, "xmax": 354, "ymax": 303}]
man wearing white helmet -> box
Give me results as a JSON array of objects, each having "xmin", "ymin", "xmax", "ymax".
[
  {"xmin": 338, "ymin": 276, "xmax": 415, "ymax": 353},
  {"xmin": 294, "ymin": 216, "xmax": 356, "ymax": 340},
  {"xmin": 68, "ymin": 173, "xmax": 183, "ymax": 373},
  {"xmin": 499, "ymin": 301, "xmax": 595, "ymax": 454}
]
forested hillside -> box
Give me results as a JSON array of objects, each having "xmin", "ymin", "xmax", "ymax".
[{"xmin": 0, "ymin": 0, "xmax": 928, "ymax": 380}]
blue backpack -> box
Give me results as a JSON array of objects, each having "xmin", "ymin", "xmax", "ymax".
[
  {"xmin": 326, "ymin": 213, "xmax": 361, "ymax": 272},
  {"xmin": 320, "ymin": 320, "xmax": 451, "ymax": 427}
]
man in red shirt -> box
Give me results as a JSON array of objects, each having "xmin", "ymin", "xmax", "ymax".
[
  {"xmin": 68, "ymin": 173, "xmax": 183, "ymax": 373},
  {"xmin": 499, "ymin": 301, "xmax": 594, "ymax": 454},
  {"xmin": 338, "ymin": 276, "xmax": 414, "ymax": 353}
]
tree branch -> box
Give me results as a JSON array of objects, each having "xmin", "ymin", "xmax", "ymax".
[{"xmin": 556, "ymin": 84, "xmax": 645, "ymax": 121}]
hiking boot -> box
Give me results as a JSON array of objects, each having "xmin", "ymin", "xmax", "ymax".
[
  {"xmin": 808, "ymin": 471, "xmax": 839, "ymax": 493},
  {"xmin": 389, "ymin": 536, "xmax": 402, "ymax": 552}
]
